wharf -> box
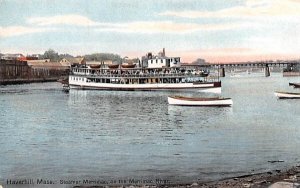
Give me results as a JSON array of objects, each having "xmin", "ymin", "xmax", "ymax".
[
  {"xmin": 0, "ymin": 59, "xmax": 69, "ymax": 85},
  {"xmin": 0, "ymin": 77, "xmax": 60, "ymax": 85}
]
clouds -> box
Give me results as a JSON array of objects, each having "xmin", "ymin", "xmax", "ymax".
[
  {"xmin": 160, "ymin": 0, "xmax": 300, "ymax": 19},
  {"xmin": 155, "ymin": 0, "xmax": 300, "ymax": 62},
  {"xmin": 0, "ymin": 26, "xmax": 52, "ymax": 38},
  {"xmin": 1, "ymin": 0, "xmax": 300, "ymax": 62},
  {"xmin": 27, "ymin": 14, "xmax": 99, "ymax": 26},
  {"xmin": 28, "ymin": 14, "xmax": 256, "ymax": 34},
  {"xmin": 6, "ymin": 0, "xmax": 298, "ymax": 38},
  {"xmin": 1, "ymin": 14, "xmax": 256, "ymax": 38},
  {"xmin": 96, "ymin": 21, "xmax": 257, "ymax": 34}
]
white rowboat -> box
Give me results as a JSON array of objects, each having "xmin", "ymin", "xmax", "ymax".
[
  {"xmin": 274, "ymin": 91, "xmax": 300, "ymax": 99},
  {"xmin": 168, "ymin": 96, "xmax": 233, "ymax": 106}
]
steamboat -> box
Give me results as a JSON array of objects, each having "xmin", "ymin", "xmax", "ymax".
[{"xmin": 69, "ymin": 50, "xmax": 221, "ymax": 93}]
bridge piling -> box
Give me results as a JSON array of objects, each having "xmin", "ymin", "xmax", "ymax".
[
  {"xmin": 265, "ymin": 65, "xmax": 270, "ymax": 77},
  {"xmin": 220, "ymin": 67, "xmax": 226, "ymax": 77}
]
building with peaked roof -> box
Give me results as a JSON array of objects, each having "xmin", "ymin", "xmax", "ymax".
[
  {"xmin": 1, "ymin": 54, "xmax": 25, "ymax": 61},
  {"xmin": 27, "ymin": 59, "xmax": 67, "ymax": 70},
  {"xmin": 27, "ymin": 59, "xmax": 51, "ymax": 63},
  {"xmin": 60, "ymin": 57, "xmax": 85, "ymax": 67},
  {"xmin": 26, "ymin": 59, "xmax": 69, "ymax": 78}
]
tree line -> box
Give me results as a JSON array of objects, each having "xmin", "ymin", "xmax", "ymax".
[
  {"xmin": 1, "ymin": 49, "xmax": 205, "ymax": 64},
  {"xmin": 38, "ymin": 49, "xmax": 122, "ymax": 63}
]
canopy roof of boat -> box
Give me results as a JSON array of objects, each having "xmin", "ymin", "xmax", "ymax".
[{"xmin": 73, "ymin": 66, "xmax": 187, "ymax": 70}]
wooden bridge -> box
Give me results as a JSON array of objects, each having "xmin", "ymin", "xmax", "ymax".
[{"xmin": 182, "ymin": 60, "xmax": 300, "ymax": 77}]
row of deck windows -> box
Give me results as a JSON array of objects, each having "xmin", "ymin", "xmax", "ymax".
[
  {"xmin": 73, "ymin": 69, "xmax": 91, "ymax": 74},
  {"xmin": 71, "ymin": 76, "xmax": 85, "ymax": 81},
  {"xmin": 150, "ymin": 59, "xmax": 164, "ymax": 64},
  {"xmin": 149, "ymin": 58, "xmax": 179, "ymax": 64}
]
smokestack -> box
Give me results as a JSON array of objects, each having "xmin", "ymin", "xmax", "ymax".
[{"xmin": 163, "ymin": 48, "xmax": 165, "ymax": 57}]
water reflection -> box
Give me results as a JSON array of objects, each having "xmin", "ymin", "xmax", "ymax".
[{"xmin": 1, "ymin": 75, "xmax": 300, "ymax": 183}]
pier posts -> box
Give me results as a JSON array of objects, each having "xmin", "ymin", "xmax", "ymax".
[
  {"xmin": 265, "ymin": 64, "xmax": 270, "ymax": 77},
  {"xmin": 220, "ymin": 67, "xmax": 226, "ymax": 77}
]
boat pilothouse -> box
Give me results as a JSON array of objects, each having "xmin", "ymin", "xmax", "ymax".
[
  {"xmin": 147, "ymin": 56, "xmax": 181, "ymax": 69},
  {"xmin": 69, "ymin": 49, "xmax": 221, "ymax": 93}
]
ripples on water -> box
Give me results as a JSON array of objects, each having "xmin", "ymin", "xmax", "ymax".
[{"xmin": 1, "ymin": 73, "xmax": 300, "ymax": 184}]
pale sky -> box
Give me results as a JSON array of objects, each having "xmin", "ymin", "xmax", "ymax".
[{"xmin": 1, "ymin": 0, "xmax": 300, "ymax": 63}]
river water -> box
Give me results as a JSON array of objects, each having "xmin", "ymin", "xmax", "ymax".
[{"xmin": 1, "ymin": 72, "xmax": 300, "ymax": 186}]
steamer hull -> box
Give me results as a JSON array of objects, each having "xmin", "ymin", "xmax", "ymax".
[{"xmin": 69, "ymin": 81, "xmax": 221, "ymax": 93}]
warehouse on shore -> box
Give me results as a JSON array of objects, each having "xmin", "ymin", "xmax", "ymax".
[{"xmin": 0, "ymin": 54, "xmax": 71, "ymax": 85}]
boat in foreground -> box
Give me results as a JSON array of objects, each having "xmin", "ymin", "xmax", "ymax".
[
  {"xmin": 274, "ymin": 91, "xmax": 300, "ymax": 99},
  {"xmin": 168, "ymin": 96, "xmax": 233, "ymax": 106},
  {"xmin": 289, "ymin": 82, "xmax": 300, "ymax": 88}
]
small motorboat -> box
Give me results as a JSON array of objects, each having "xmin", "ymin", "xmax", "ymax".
[
  {"xmin": 289, "ymin": 82, "xmax": 300, "ymax": 88},
  {"xmin": 62, "ymin": 84, "xmax": 70, "ymax": 93},
  {"xmin": 168, "ymin": 96, "xmax": 233, "ymax": 106},
  {"xmin": 274, "ymin": 91, "xmax": 300, "ymax": 99}
]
